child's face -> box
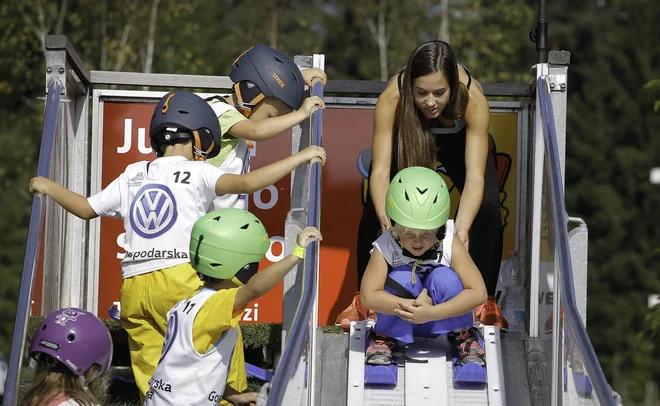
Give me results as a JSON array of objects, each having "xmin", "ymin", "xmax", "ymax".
[
  {"xmin": 248, "ymin": 97, "xmax": 293, "ymax": 121},
  {"xmin": 398, "ymin": 229, "xmax": 437, "ymax": 256}
]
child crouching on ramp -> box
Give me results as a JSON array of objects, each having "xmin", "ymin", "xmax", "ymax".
[{"xmin": 360, "ymin": 167, "xmax": 488, "ymax": 373}]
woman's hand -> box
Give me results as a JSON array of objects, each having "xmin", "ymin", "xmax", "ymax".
[
  {"xmin": 377, "ymin": 211, "xmax": 392, "ymax": 233},
  {"xmin": 455, "ymin": 227, "xmax": 470, "ymax": 251}
]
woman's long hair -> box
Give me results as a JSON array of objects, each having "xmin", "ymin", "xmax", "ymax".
[
  {"xmin": 21, "ymin": 355, "xmax": 109, "ymax": 406},
  {"xmin": 394, "ymin": 40, "xmax": 470, "ymax": 171}
]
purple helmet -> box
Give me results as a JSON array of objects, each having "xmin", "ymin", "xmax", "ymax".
[{"xmin": 30, "ymin": 308, "xmax": 113, "ymax": 376}]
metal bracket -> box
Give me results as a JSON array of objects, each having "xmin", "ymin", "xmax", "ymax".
[
  {"xmin": 547, "ymin": 74, "xmax": 567, "ymax": 92},
  {"xmin": 45, "ymin": 49, "xmax": 67, "ymax": 95}
]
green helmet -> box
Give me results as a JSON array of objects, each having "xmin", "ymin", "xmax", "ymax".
[
  {"xmin": 190, "ymin": 208, "xmax": 270, "ymax": 285},
  {"xmin": 385, "ymin": 166, "xmax": 451, "ymax": 230}
]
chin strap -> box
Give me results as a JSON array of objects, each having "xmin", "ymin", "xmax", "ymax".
[{"xmin": 191, "ymin": 130, "xmax": 215, "ymax": 161}]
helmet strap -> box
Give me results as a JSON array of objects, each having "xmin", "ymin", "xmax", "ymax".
[
  {"xmin": 233, "ymin": 262, "xmax": 259, "ymax": 286},
  {"xmin": 193, "ymin": 234, "xmax": 204, "ymax": 265},
  {"xmin": 191, "ymin": 130, "xmax": 215, "ymax": 161},
  {"xmin": 233, "ymin": 82, "xmax": 265, "ymax": 118}
]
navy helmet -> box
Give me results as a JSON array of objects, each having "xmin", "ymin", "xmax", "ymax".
[
  {"xmin": 149, "ymin": 90, "xmax": 222, "ymax": 159},
  {"xmin": 230, "ymin": 45, "xmax": 305, "ymax": 114}
]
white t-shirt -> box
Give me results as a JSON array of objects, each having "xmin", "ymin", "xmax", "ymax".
[
  {"xmin": 88, "ymin": 156, "xmax": 225, "ymax": 279},
  {"xmin": 145, "ymin": 289, "xmax": 238, "ymax": 406},
  {"xmin": 208, "ymin": 101, "xmax": 250, "ymax": 210},
  {"xmin": 372, "ymin": 220, "xmax": 455, "ymax": 279}
]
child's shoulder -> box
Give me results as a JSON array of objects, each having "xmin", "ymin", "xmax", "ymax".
[
  {"xmin": 124, "ymin": 159, "xmax": 149, "ymax": 168},
  {"xmin": 374, "ymin": 229, "xmax": 396, "ymax": 245},
  {"xmin": 372, "ymin": 229, "xmax": 398, "ymax": 258},
  {"xmin": 208, "ymin": 97, "xmax": 241, "ymax": 117}
]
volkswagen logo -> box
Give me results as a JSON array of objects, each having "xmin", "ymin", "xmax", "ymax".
[{"xmin": 129, "ymin": 184, "xmax": 178, "ymax": 238}]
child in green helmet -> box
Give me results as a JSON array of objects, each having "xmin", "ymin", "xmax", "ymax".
[
  {"xmin": 360, "ymin": 167, "xmax": 488, "ymax": 366},
  {"xmin": 145, "ymin": 208, "xmax": 322, "ymax": 406}
]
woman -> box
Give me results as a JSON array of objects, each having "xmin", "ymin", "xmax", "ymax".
[{"xmin": 336, "ymin": 40, "xmax": 506, "ymax": 330}]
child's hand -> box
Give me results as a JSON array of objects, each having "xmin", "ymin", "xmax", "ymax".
[
  {"xmin": 416, "ymin": 288, "xmax": 434, "ymax": 306},
  {"xmin": 300, "ymin": 96, "xmax": 325, "ymax": 116},
  {"xmin": 395, "ymin": 291, "xmax": 435, "ymax": 324},
  {"xmin": 225, "ymin": 391, "xmax": 257, "ymax": 406},
  {"xmin": 299, "ymin": 145, "xmax": 326, "ymax": 166},
  {"xmin": 296, "ymin": 227, "xmax": 323, "ymax": 249},
  {"xmin": 302, "ymin": 68, "xmax": 327, "ymax": 87},
  {"xmin": 29, "ymin": 176, "xmax": 52, "ymax": 195}
]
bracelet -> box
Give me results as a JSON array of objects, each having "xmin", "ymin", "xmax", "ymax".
[{"xmin": 292, "ymin": 244, "xmax": 306, "ymax": 259}]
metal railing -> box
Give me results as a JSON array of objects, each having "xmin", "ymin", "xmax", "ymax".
[
  {"xmin": 538, "ymin": 76, "xmax": 615, "ymax": 406},
  {"xmin": 4, "ymin": 82, "xmax": 62, "ymax": 406},
  {"xmin": 265, "ymin": 81, "xmax": 324, "ymax": 405}
]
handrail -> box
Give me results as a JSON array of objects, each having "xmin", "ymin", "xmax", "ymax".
[
  {"xmin": 3, "ymin": 82, "xmax": 62, "ymax": 406},
  {"xmin": 537, "ymin": 76, "xmax": 614, "ymax": 406},
  {"xmin": 266, "ymin": 81, "xmax": 324, "ymax": 405}
]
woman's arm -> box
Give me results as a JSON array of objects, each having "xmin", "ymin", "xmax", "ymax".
[
  {"xmin": 455, "ymin": 87, "xmax": 490, "ymax": 249},
  {"xmin": 360, "ymin": 250, "xmax": 412, "ymax": 315},
  {"xmin": 370, "ymin": 79, "xmax": 399, "ymax": 231}
]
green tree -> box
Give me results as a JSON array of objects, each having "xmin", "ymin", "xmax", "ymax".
[{"xmin": 552, "ymin": 0, "xmax": 660, "ymax": 402}]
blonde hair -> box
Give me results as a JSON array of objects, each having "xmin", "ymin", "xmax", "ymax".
[
  {"xmin": 21, "ymin": 355, "xmax": 109, "ymax": 406},
  {"xmin": 391, "ymin": 223, "xmax": 439, "ymax": 239}
]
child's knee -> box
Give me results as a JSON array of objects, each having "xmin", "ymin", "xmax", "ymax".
[
  {"xmin": 425, "ymin": 266, "xmax": 464, "ymax": 301},
  {"xmin": 385, "ymin": 266, "xmax": 423, "ymax": 296}
]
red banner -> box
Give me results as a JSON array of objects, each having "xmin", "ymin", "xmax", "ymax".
[{"xmin": 32, "ymin": 96, "xmax": 518, "ymax": 329}]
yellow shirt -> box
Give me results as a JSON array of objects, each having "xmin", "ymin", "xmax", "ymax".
[
  {"xmin": 191, "ymin": 286, "xmax": 248, "ymax": 398},
  {"xmin": 206, "ymin": 97, "xmax": 248, "ymax": 168}
]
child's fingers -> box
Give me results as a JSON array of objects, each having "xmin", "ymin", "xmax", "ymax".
[
  {"xmin": 315, "ymin": 148, "xmax": 327, "ymax": 165},
  {"xmin": 394, "ymin": 308, "xmax": 414, "ymax": 321},
  {"xmin": 397, "ymin": 300, "xmax": 416, "ymax": 312}
]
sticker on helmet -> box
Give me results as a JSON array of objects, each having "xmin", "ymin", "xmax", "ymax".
[
  {"xmin": 54, "ymin": 308, "xmax": 85, "ymax": 326},
  {"xmin": 39, "ymin": 339, "xmax": 61, "ymax": 351}
]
